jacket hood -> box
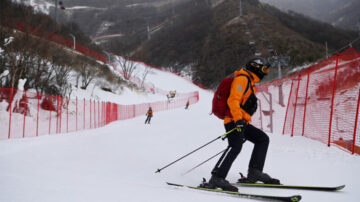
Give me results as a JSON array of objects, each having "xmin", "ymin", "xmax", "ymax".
[{"xmin": 234, "ymin": 68, "xmax": 260, "ymax": 83}]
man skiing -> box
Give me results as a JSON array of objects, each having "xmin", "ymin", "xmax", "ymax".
[
  {"xmin": 208, "ymin": 57, "xmax": 280, "ymax": 192},
  {"xmin": 185, "ymin": 100, "xmax": 190, "ymax": 109},
  {"xmin": 145, "ymin": 107, "xmax": 153, "ymax": 124}
]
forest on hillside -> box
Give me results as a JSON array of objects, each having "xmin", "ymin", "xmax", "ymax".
[{"xmin": 0, "ymin": 0, "xmax": 127, "ymax": 98}]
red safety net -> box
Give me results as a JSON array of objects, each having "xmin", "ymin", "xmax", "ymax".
[
  {"xmin": 283, "ymin": 47, "xmax": 360, "ymax": 154},
  {"xmin": 3, "ymin": 19, "xmax": 107, "ymax": 63},
  {"xmin": 0, "ymin": 88, "xmax": 199, "ymax": 140}
]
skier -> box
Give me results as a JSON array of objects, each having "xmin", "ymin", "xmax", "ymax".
[
  {"xmin": 145, "ymin": 107, "xmax": 153, "ymax": 124},
  {"xmin": 185, "ymin": 100, "xmax": 190, "ymax": 109},
  {"xmin": 208, "ymin": 57, "xmax": 280, "ymax": 192}
]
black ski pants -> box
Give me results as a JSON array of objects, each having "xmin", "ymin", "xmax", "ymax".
[
  {"xmin": 212, "ymin": 121, "xmax": 269, "ymax": 179},
  {"xmin": 145, "ymin": 116, "xmax": 152, "ymax": 124}
]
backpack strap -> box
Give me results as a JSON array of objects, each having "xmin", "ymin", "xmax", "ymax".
[{"xmin": 237, "ymin": 74, "xmax": 252, "ymax": 95}]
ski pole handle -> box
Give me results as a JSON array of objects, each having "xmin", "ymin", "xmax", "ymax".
[{"xmin": 220, "ymin": 128, "xmax": 236, "ymax": 140}]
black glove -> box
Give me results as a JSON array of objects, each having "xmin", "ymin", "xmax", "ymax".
[{"xmin": 235, "ymin": 120, "xmax": 247, "ymax": 143}]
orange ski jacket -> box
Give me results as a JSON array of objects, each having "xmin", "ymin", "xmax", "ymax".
[
  {"xmin": 224, "ymin": 69, "xmax": 260, "ymax": 124},
  {"xmin": 146, "ymin": 109, "xmax": 153, "ymax": 117}
]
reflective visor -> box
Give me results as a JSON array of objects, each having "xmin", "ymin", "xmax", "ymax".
[{"xmin": 261, "ymin": 66, "xmax": 270, "ymax": 74}]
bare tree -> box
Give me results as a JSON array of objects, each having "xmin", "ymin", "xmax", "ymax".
[
  {"xmin": 75, "ymin": 73, "xmax": 81, "ymax": 88},
  {"xmin": 74, "ymin": 56, "xmax": 99, "ymax": 90},
  {"xmin": 25, "ymin": 39, "xmax": 55, "ymax": 95},
  {"xmin": 140, "ymin": 65, "xmax": 152, "ymax": 88},
  {"xmin": 115, "ymin": 55, "xmax": 137, "ymax": 80},
  {"xmin": 80, "ymin": 65, "xmax": 94, "ymax": 89},
  {"xmin": 31, "ymin": 56, "xmax": 53, "ymax": 95},
  {"xmin": 4, "ymin": 35, "xmax": 32, "ymax": 90}
]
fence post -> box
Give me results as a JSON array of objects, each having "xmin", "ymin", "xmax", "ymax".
[
  {"xmin": 83, "ymin": 98, "xmax": 85, "ymax": 129},
  {"xmin": 90, "ymin": 99, "xmax": 92, "ymax": 129},
  {"xmin": 258, "ymin": 100, "xmax": 263, "ymax": 130},
  {"xmin": 60, "ymin": 96, "xmax": 63, "ymax": 133},
  {"xmin": 269, "ymin": 92, "xmax": 273, "ymax": 133},
  {"xmin": 76, "ymin": 97, "xmax": 78, "ymax": 131},
  {"xmin": 56, "ymin": 96, "xmax": 59, "ymax": 133},
  {"xmin": 49, "ymin": 95, "xmax": 52, "ymax": 134},
  {"xmin": 302, "ymin": 71, "xmax": 310, "ymax": 136},
  {"xmin": 283, "ymin": 81, "xmax": 294, "ymax": 135},
  {"xmin": 8, "ymin": 88, "xmax": 13, "ymax": 139},
  {"xmin": 116, "ymin": 104, "xmax": 119, "ymax": 121},
  {"xmin": 22, "ymin": 89, "xmax": 27, "ymax": 138},
  {"xmin": 98, "ymin": 101, "xmax": 100, "ymax": 128},
  {"xmin": 262, "ymin": 91, "xmax": 273, "ymax": 133},
  {"xmin": 291, "ymin": 76, "xmax": 301, "ymax": 137},
  {"xmin": 66, "ymin": 97, "xmax": 69, "ymax": 133},
  {"xmin": 94, "ymin": 100, "xmax": 96, "ymax": 128},
  {"xmin": 328, "ymin": 56, "xmax": 339, "ymax": 147},
  {"xmin": 353, "ymin": 88, "xmax": 360, "ymax": 154},
  {"xmin": 133, "ymin": 104, "xmax": 135, "ymax": 118},
  {"xmin": 36, "ymin": 92, "xmax": 40, "ymax": 137}
]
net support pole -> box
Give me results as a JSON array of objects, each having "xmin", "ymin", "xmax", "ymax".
[
  {"xmin": 329, "ymin": 56, "xmax": 339, "ymax": 147},
  {"xmin": 352, "ymin": 88, "xmax": 360, "ymax": 154}
]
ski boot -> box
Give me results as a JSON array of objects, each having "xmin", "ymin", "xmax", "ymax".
[
  {"xmin": 238, "ymin": 170, "xmax": 281, "ymax": 185},
  {"xmin": 201, "ymin": 176, "xmax": 238, "ymax": 192}
]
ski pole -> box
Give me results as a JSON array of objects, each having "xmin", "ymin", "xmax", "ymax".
[
  {"xmin": 182, "ymin": 148, "xmax": 228, "ymax": 176},
  {"xmin": 155, "ymin": 128, "xmax": 236, "ymax": 173}
]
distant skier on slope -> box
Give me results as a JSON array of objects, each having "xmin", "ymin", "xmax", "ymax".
[
  {"xmin": 166, "ymin": 90, "xmax": 176, "ymax": 102},
  {"xmin": 185, "ymin": 100, "xmax": 190, "ymax": 109},
  {"xmin": 145, "ymin": 107, "xmax": 153, "ymax": 124},
  {"xmin": 208, "ymin": 57, "xmax": 280, "ymax": 192}
]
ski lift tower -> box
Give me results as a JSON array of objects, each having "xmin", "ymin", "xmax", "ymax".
[
  {"xmin": 239, "ymin": 0, "xmax": 243, "ymax": 17},
  {"xmin": 54, "ymin": 0, "xmax": 58, "ymax": 23},
  {"xmin": 268, "ymin": 52, "xmax": 290, "ymax": 106}
]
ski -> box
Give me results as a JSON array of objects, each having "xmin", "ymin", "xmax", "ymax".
[
  {"xmin": 166, "ymin": 182, "xmax": 302, "ymax": 202},
  {"xmin": 232, "ymin": 182, "xmax": 345, "ymax": 191}
]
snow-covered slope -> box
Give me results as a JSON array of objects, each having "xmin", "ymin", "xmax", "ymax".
[{"xmin": 1, "ymin": 66, "xmax": 360, "ymax": 202}]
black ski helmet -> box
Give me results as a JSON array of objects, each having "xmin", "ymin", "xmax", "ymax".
[{"xmin": 245, "ymin": 57, "xmax": 271, "ymax": 79}]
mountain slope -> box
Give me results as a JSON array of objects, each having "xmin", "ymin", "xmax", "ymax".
[
  {"xmin": 260, "ymin": 0, "xmax": 360, "ymax": 31},
  {"xmin": 15, "ymin": 0, "xmax": 360, "ymax": 88},
  {"xmin": 133, "ymin": 0, "xmax": 358, "ymax": 87}
]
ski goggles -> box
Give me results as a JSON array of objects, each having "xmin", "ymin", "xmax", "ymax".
[
  {"xmin": 261, "ymin": 65, "xmax": 270, "ymax": 74},
  {"xmin": 250, "ymin": 62, "xmax": 270, "ymax": 74}
]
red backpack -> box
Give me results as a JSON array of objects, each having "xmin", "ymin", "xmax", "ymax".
[{"xmin": 211, "ymin": 75, "xmax": 251, "ymax": 119}]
